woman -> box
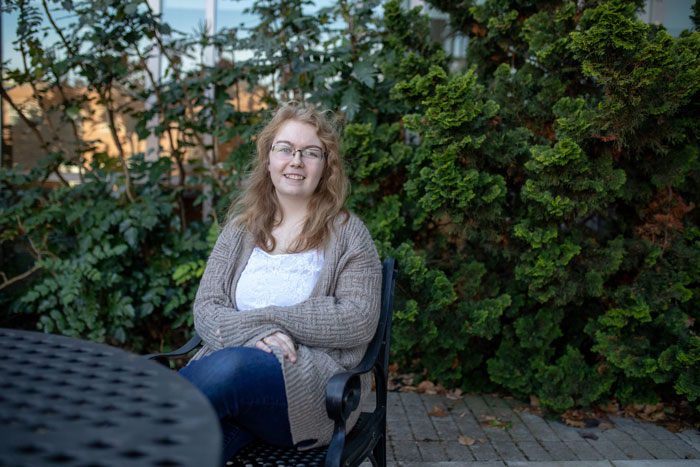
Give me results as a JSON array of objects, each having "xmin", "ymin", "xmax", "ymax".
[{"xmin": 180, "ymin": 103, "xmax": 382, "ymax": 463}]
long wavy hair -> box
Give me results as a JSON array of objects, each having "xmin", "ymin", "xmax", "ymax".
[{"xmin": 226, "ymin": 103, "xmax": 349, "ymax": 253}]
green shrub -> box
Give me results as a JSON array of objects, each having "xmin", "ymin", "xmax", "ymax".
[
  {"xmin": 0, "ymin": 156, "xmax": 209, "ymax": 351},
  {"xmin": 366, "ymin": 0, "xmax": 700, "ymax": 412}
]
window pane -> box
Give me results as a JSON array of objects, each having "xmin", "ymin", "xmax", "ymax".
[
  {"xmin": 162, "ymin": 0, "xmax": 208, "ymax": 72},
  {"xmin": 663, "ymin": 0, "xmax": 694, "ymax": 36}
]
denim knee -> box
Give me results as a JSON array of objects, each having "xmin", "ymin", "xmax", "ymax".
[
  {"xmin": 180, "ymin": 347, "xmax": 253, "ymax": 391},
  {"xmin": 179, "ymin": 347, "xmax": 286, "ymax": 418}
]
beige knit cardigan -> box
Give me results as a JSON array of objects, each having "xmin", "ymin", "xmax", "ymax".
[{"xmin": 189, "ymin": 213, "xmax": 382, "ymax": 449}]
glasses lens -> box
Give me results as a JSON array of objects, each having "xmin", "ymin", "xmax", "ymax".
[
  {"xmin": 302, "ymin": 148, "xmax": 323, "ymax": 160},
  {"xmin": 272, "ymin": 144, "xmax": 293, "ymax": 155}
]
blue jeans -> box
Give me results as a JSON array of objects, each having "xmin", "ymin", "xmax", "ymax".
[{"xmin": 179, "ymin": 347, "xmax": 294, "ymax": 464}]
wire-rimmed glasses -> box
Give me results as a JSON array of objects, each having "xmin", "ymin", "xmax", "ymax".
[{"xmin": 270, "ymin": 143, "xmax": 326, "ymax": 162}]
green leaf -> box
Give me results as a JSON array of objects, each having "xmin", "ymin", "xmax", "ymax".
[
  {"xmin": 341, "ymin": 85, "xmax": 362, "ymax": 121},
  {"xmin": 352, "ymin": 61, "xmax": 376, "ymax": 88}
]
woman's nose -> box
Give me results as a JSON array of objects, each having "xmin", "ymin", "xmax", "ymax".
[{"xmin": 290, "ymin": 150, "xmax": 304, "ymax": 165}]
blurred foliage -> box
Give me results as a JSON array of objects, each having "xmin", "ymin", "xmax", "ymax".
[{"xmin": 1, "ymin": 0, "xmax": 699, "ymax": 413}]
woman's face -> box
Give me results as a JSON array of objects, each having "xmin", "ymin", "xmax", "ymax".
[{"xmin": 268, "ymin": 119, "xmax": 326, "ymax": 205}]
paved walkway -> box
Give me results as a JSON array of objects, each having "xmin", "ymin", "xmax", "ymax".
[{"xmin": 380, "ymin": 392, "xmax": 700, "ymax": 466}]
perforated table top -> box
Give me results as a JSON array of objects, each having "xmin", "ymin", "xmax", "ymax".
[{"xmin": 0, "ymin": 328, "xmax": 221, "ymax": 467}]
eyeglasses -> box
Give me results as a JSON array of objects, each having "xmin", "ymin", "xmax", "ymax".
[{"xmin": 271, "ymin": 143, "xmax": 326, "ymax": 162}]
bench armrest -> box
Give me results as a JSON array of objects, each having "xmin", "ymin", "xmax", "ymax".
[
  {"xmin": 144, "ymin": 333, "xmax": 202, "ymax": 366},
  {"xmin": 324, "ymin": 258, "xmax": 396, "ymax": 467}
]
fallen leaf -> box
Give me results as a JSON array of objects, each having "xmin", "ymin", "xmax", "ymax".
[
  {"xmin": 662, "ymin": 421, "xmax": 685, "ymax": 433},
  {"xmin": 564, "ymin": 418, "xmax": 586, "ymax": 428},
  {"xmin": 417, "ymin": 381, "xmax": 437, "ymax": 394},
  {"xmin": 458, "ymin": 435, "xmax": 475, "ymax": 446},
  {"xmin": 598, "ymin": 422, "xmax": 615, "ymax": 430},
  {"xmin": 580, "ymin": 432, "xmax": 599, "ymax": 440},
  {"xmin": 446, "ymin": 388, "xmax": 463, "ymax": 400},
  {"xmin": 459, "ymin": 412, "xmax": 467, "ymax": 418},
  {"xmin": 530, "ymin": 395, "xmax": 540, "ymax": 407},
  {"xmin": 430, "ymin": 406, "xmax": 448, "ymax": 418}
]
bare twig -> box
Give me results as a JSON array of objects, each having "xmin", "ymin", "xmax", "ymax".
[
  {"xmin": 16, "ymin": 215, "xmax": 56, "ymax": 261},
  {"xmin": 49, "ymin": 69, "xmax": 89, "ymax": 177},
  {"xmin": 106, "ymin": 84, "xmax": 135, "ymax": 203},
  {"xmin": 133, "ymin": 46, "xmax": 185, "ymax": 186},
  {"xmin": 0, "ymin": 86, "xmax": 50, "ymax": 152},
  {"xmin": 0, "ymin": 265, "xmax": 42, "ymax": 291},
  {"xmin": 0, "ymin": 86, "xmax": 70, "ymax": 186}
]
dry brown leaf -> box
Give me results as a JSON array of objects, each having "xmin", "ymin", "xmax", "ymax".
[
  {"xmin": 530, "ymin": 395, "xmax": 540, "ymax": 407},
  {"xmin": 429, "ymin": 406, "xmax": 448, "ymax": 417},
  {"xmin": 662, "ymin": 421, "xmax": 686, "ymax": 433},
  {"xmin": 458, "ymin": 435, "xmax": 475, "ymax": 446},
  {"xmin": 598, "ymin": 422, "xmax": 615, "ymax": 430},
  {"xmin": 399, "ymin": 385, "xmax": 417, "ymax": 393},
  {"xmin": 564, "ymin": 418, "xmax": 586, "ymax": 428},
  {"xmin": 446, "ymin": 388, "xmax": 463, "ymax": 400},
  {"xmin": 417, "ymin": 381, "xmax": 436, "ymax": 394},
  {"xmin": 459, "ymin": 411, "xmax": 467, "ymax": 418}
]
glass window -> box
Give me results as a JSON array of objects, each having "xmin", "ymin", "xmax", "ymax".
[
  {"xmin": 660, "ymin": 0, "xmax": 695, "ymax": 36},
  {"xmin": 162, "ymin": 0, "xmax": 208, "ymax": 73},
  {"xmin": 640, "ymin": 0, "xmax": 695, "ymax": 36}
]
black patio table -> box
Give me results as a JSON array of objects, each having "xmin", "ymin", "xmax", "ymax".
[{"xmin": 0, "ymin": 327, "xmax": 221, "ymax": 467}]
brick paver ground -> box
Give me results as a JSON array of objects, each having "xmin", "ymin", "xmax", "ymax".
[{"xmin": 382, "ymin": 392, "xmax": 700, "ymax": 466}]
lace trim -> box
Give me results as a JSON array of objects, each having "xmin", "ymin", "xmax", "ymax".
[{"xmin": 235, "ymin": 247, "xmax": 325, "ymax": 311}]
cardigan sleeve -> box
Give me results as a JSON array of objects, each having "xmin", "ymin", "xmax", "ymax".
[
  {"xmin": 195, "ymin": 216, "xmax": 382, "ymax": 351},
  {"xmin": 192, "ymin": 221, "xmax": 281, "ymax": 350}
]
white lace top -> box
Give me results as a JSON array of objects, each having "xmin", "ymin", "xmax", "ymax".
[{"xmin": 235, "ymin": 247, "xmax": 325, "ymax": 311}]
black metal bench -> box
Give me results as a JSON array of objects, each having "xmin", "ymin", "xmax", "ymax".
[{"xmin": 146, "ymin": 258, "xmax": 397, "ymax": 467}]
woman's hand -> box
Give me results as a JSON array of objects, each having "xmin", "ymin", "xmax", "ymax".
[{"xmin": 255, "ymin": 331, "xmax": 297, "ymax": 363}]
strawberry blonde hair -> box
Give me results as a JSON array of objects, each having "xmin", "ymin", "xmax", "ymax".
[{"xmin": 226, "ymin": 103, "xmax": 349, "ymax": 253}]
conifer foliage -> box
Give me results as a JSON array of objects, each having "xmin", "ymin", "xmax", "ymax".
[{"xmin": 369, "ymin": 0, "xmax": 700, "ymax": 411}]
